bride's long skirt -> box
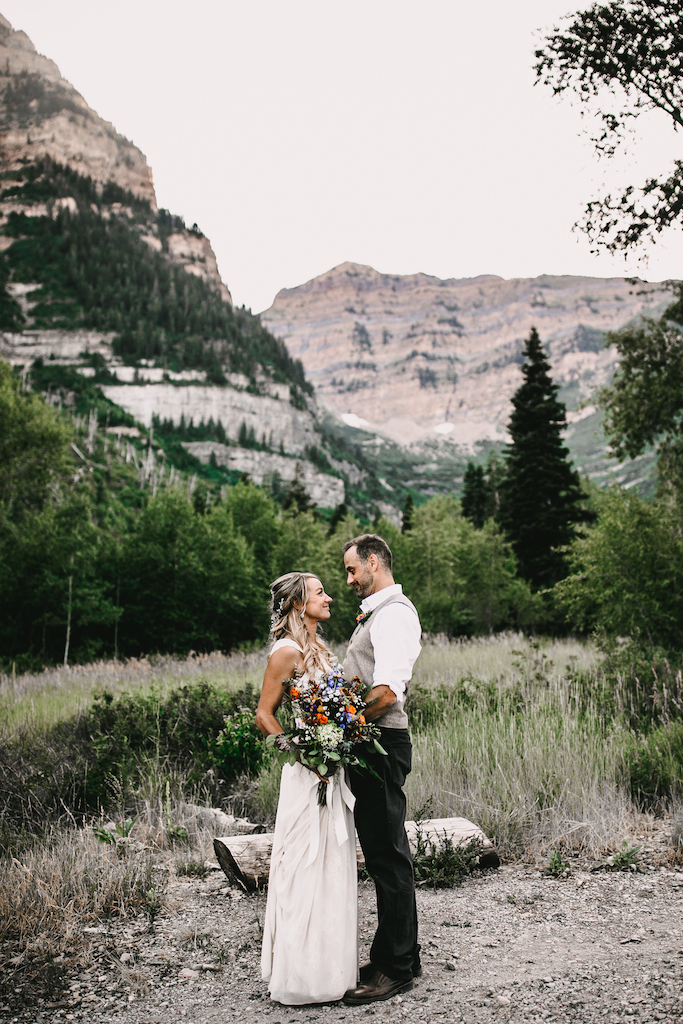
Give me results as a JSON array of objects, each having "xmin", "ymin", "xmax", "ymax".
[{"xmin": 261, "ymin": 762, "xmax": 358, "ymax": 1004}]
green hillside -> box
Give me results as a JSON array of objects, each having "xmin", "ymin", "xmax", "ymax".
[
  {"xmin": 0, "ymin": 158, "xmax": 311, "ymax": 392},
  {"xmin": 0, "ymin": 159, "xmax": 406, "ymax": 514}
]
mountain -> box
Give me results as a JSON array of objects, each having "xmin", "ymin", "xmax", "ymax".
[
  {"xmin": 0, "ymin": 14, "xmax": 356, "ymax": 511},
  {"xmin": 262, "ymin": 262, "xmax": 669, "ymax": 490},
  {"xmin": 1, "ymin": 10, "xmax": 662, "ymax": 515},
  {"xmin": 0, "ymin": 14, "xmax": 155, "ymax": 209}
]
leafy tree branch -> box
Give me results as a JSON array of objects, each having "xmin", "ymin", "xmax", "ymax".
[{"xmin": 535, "ymin": 0, "xmax": 683, "ymax": 253}]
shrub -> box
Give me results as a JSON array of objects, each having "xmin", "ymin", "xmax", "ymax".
[
  {"xmin": 0, "ymin": 679, "xmax": 265, "ymax": 838},
  {"xmin": 412, "ymin": 828, "xmax": 486, "ymax": 889},
  {"xmin": 75, "ymin": 680, "xmax": 263, "ymax": 806},
  {"xmin": 558, "ymin": 488, "xmax": 683, "ymax": 650},
  {"xmin": 628, "ymin": 719, "xmax": 683, "ymax": 807},
  {"xmin": 205, "ymin": 707, "xmax": 269, "ymax": 777}
]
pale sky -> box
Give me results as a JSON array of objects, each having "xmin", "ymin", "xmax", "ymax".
[{"xmin": 5, "ymin": 0, "xmax": 683, "ymax": 313}]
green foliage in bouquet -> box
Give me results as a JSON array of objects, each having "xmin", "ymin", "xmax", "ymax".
[{"xmin": 267, "ymin": 667, "xmax": 386, "ymax": 804}]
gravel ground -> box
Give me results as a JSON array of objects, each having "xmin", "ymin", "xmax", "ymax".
[{"xmin": 2, "ymin": 823, "xmax": 682, "ymax": 1024}]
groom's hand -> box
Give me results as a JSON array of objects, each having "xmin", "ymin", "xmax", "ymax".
[{"xmin": 362, "ymin": 684, "xmax": 397, "ymax": 721}]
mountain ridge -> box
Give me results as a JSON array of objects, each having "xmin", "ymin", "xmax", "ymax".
[
  {"xmin": 261, "ymin": 260, "xmax": 667, "ymax": 488},
  {"xmin": 0, "ymin": 13, "xmax": 156, "ymax": 208}
]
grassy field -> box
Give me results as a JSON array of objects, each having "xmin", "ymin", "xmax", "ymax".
[
  {"xmin": 406, "ymin": 636, "xmax": 631, "ymax": 856},
  {"xmin": 1, "ymin": 634, "xmax": 681, "ymax": 962},
  {"xmin": 0, "ymin": 649, "xmax": 268, "ymax": 742}
]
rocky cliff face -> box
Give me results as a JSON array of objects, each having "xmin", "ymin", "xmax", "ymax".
[
  {"xmin": 0, "ymin": 14, "xmax": 231, "ymax": 305},
  {"xmin": 181, "ymin": 443, "xmax": 345, "ymax": 508},
  {"xmin": 0, "ymin": 13, "xmax": 358, "ymax": 509},
  {"xmin": 0, "ymin": 14, "xmax": 155, "ymax": 206},
  {"xmin": 262, "ymin": 262, "xmax": 668, "ymax": 451},
  {"xmin": 99, "ymin": 381, "xmax": 318, "ymax": 455}
]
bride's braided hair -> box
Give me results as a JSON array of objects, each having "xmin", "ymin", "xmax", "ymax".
[{"xmin": 269, "ymin": 572, "xmax": 331, "ymax": 677}]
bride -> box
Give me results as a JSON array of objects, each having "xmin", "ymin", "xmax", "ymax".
[{"xmin": 256, "ymin": 571, "xmax": 358, "ymax": 1005}]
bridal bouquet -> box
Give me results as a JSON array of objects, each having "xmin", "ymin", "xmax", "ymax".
[{"xmin": 267, "ymin": 665, "xmax": 386, "ymax": 803}]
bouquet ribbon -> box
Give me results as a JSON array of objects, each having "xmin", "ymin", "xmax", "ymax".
[{"xmin": 305, "ymin": 770, "xmax": 356, "ymax": 867}]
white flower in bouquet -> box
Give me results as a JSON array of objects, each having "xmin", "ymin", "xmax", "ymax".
[{"xmin": 315, "ymin": 722, "xmax": 344, "ymax": 749}]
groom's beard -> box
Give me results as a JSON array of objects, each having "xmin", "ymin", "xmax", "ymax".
[{"xmin": 353, "ymin": 569, "xmax": 374, "ymax": 600}]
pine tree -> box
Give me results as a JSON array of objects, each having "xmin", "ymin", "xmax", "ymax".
[
  {"xmin": 282, "ymin": 472, "xmax": 315, "ymax": 514},
  {"xmin": 327, "ymin": 502, "xmax": 348, "ymax": 536},
  {"xmin": 402, "ymin": 493, "xmax": 415, "ymax": 533},
  {"xmin": 499, "ymin": 327, "xmax": 584, "ymax": 588},
  {"xmin": 461, "ymin": 462, "xmax": 487, "ymax": 529}
]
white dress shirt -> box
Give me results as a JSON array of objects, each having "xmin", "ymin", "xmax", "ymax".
[{"xmin": 359, "ymin": 583, "xmax": 422, "ymax": 700}]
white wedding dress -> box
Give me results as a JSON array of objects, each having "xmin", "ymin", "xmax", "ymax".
[{"xmin": 261, "ymin": 639, "xmax": 358, "ymax": 1005}]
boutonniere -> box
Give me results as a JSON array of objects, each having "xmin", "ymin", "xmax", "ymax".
[{"xmin": 355, "ymin": 609, "xmax": 373, "ymax": 627}]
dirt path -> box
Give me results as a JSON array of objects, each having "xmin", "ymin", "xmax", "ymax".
[{"xmin": 5, "ymin": 828, "xmax": 683, "ymax": 1024}]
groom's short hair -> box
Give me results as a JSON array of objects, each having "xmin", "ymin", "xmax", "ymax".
[{"xmin": 342, "ymin": 533, "xmax": 393, "ymax": 572}]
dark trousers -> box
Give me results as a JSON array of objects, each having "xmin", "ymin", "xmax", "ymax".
[{"xmin": 349, "ymin": 728, "xmax": 418, "ymax": 982}]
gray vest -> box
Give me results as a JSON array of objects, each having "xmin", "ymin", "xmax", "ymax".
[{"xmin": 343, "ymin": 591, "xmax": 419, "ymax": 730}]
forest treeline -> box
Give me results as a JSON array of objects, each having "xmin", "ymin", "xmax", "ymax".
[
  {"xmin": 0, "ymin": 340, "xmax": 536, "ymax": 667},
  {"xmin": 3, "ymin": 335, "xmax": 683, "ymax": 671}
]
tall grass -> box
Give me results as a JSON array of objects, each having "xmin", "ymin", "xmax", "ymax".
[
  {"xmin": 0, "ymin": 829, "xmax": 161, "ymax": 947},
  {"xmin": 407, "ymin": 676, "xmax": 632, "ymax": 857},
  {"xmin": 0, "ymin": 649, "xmax": 268, "ymax": 742},
  {"xmin": 3, "ymin": 635, "xmax": 682, "ymax": 880},
  {"xmin": 411, "ymin": 631, "xmax": 601, "ymax": 686},
  {"xmin": 403, "ymin": 636, "xmax": 679, "ymax": 857}
]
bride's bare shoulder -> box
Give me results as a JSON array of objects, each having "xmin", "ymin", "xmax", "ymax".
[{"xmin": 266, "ymin": 641, "xmax": 302, "ymax": 676}]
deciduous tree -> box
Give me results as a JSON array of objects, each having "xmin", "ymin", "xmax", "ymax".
[
  {"xmin": 535, "ymin": 1, "xmax": 683, "ymax": 253},
  {"xmin": 597, "ymin": 284, "xmax": 683, "ymax": 491},
  {"xmin": 0, "ymin": 359, "xmax": 72, "ymax": 517},
  {"xmin": 557, "ymin": 487, "xmax": 683, "ymax": 649}
]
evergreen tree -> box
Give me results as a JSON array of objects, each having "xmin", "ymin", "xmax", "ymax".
[
  {"xmin": 461, "ymin": 462, "xmax": 487, "ymax": 529},
  {"xmin": 327, "ymin": 502, "xmax": 348, "ymax": 536},
  {"xmin": 499, "ymin": 327, "xmax": 584, "ymax": 588},
  {"xmin": 282, "ymin": 471, "xmax": 315, "ymax": 515},
  {"xmin": 402, "ymin": 493, "xmax": 415, "ymax": 533},
  {"xmin": 192, "ymin": 480, "xmax": 208, "ymax": 515}
]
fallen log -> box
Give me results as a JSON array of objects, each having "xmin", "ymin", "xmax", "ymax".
[
  {"xmin": 181, "ymin": 803, "xmax": 265, "ymax": 835},
  {"xmin": 214, "ymin": 815, "xmax": 499, "ymax": 891}
]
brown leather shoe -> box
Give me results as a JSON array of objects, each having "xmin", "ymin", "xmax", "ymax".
[{"xmin": 343, "ymin": 972, "xmax": 414, "ymax": 1005}]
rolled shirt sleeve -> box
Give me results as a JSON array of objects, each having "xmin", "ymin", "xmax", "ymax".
[{"xmin": 368, "ymin": 602, "xmax": 422, "ymax": 700}]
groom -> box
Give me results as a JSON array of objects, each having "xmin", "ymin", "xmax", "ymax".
[{"xmin": 341, "ymin": 533, "xmax": 422, "ymax": 1006}]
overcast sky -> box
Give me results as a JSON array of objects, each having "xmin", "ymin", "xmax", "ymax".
[{"xmin": 6, "ymin": 0, "xmax": 683, "ymax": 312}]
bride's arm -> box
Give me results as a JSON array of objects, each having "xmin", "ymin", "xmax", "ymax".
[{"xmin": 255, "ymin": 647, "xmax": 300, "ymax": 737}]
